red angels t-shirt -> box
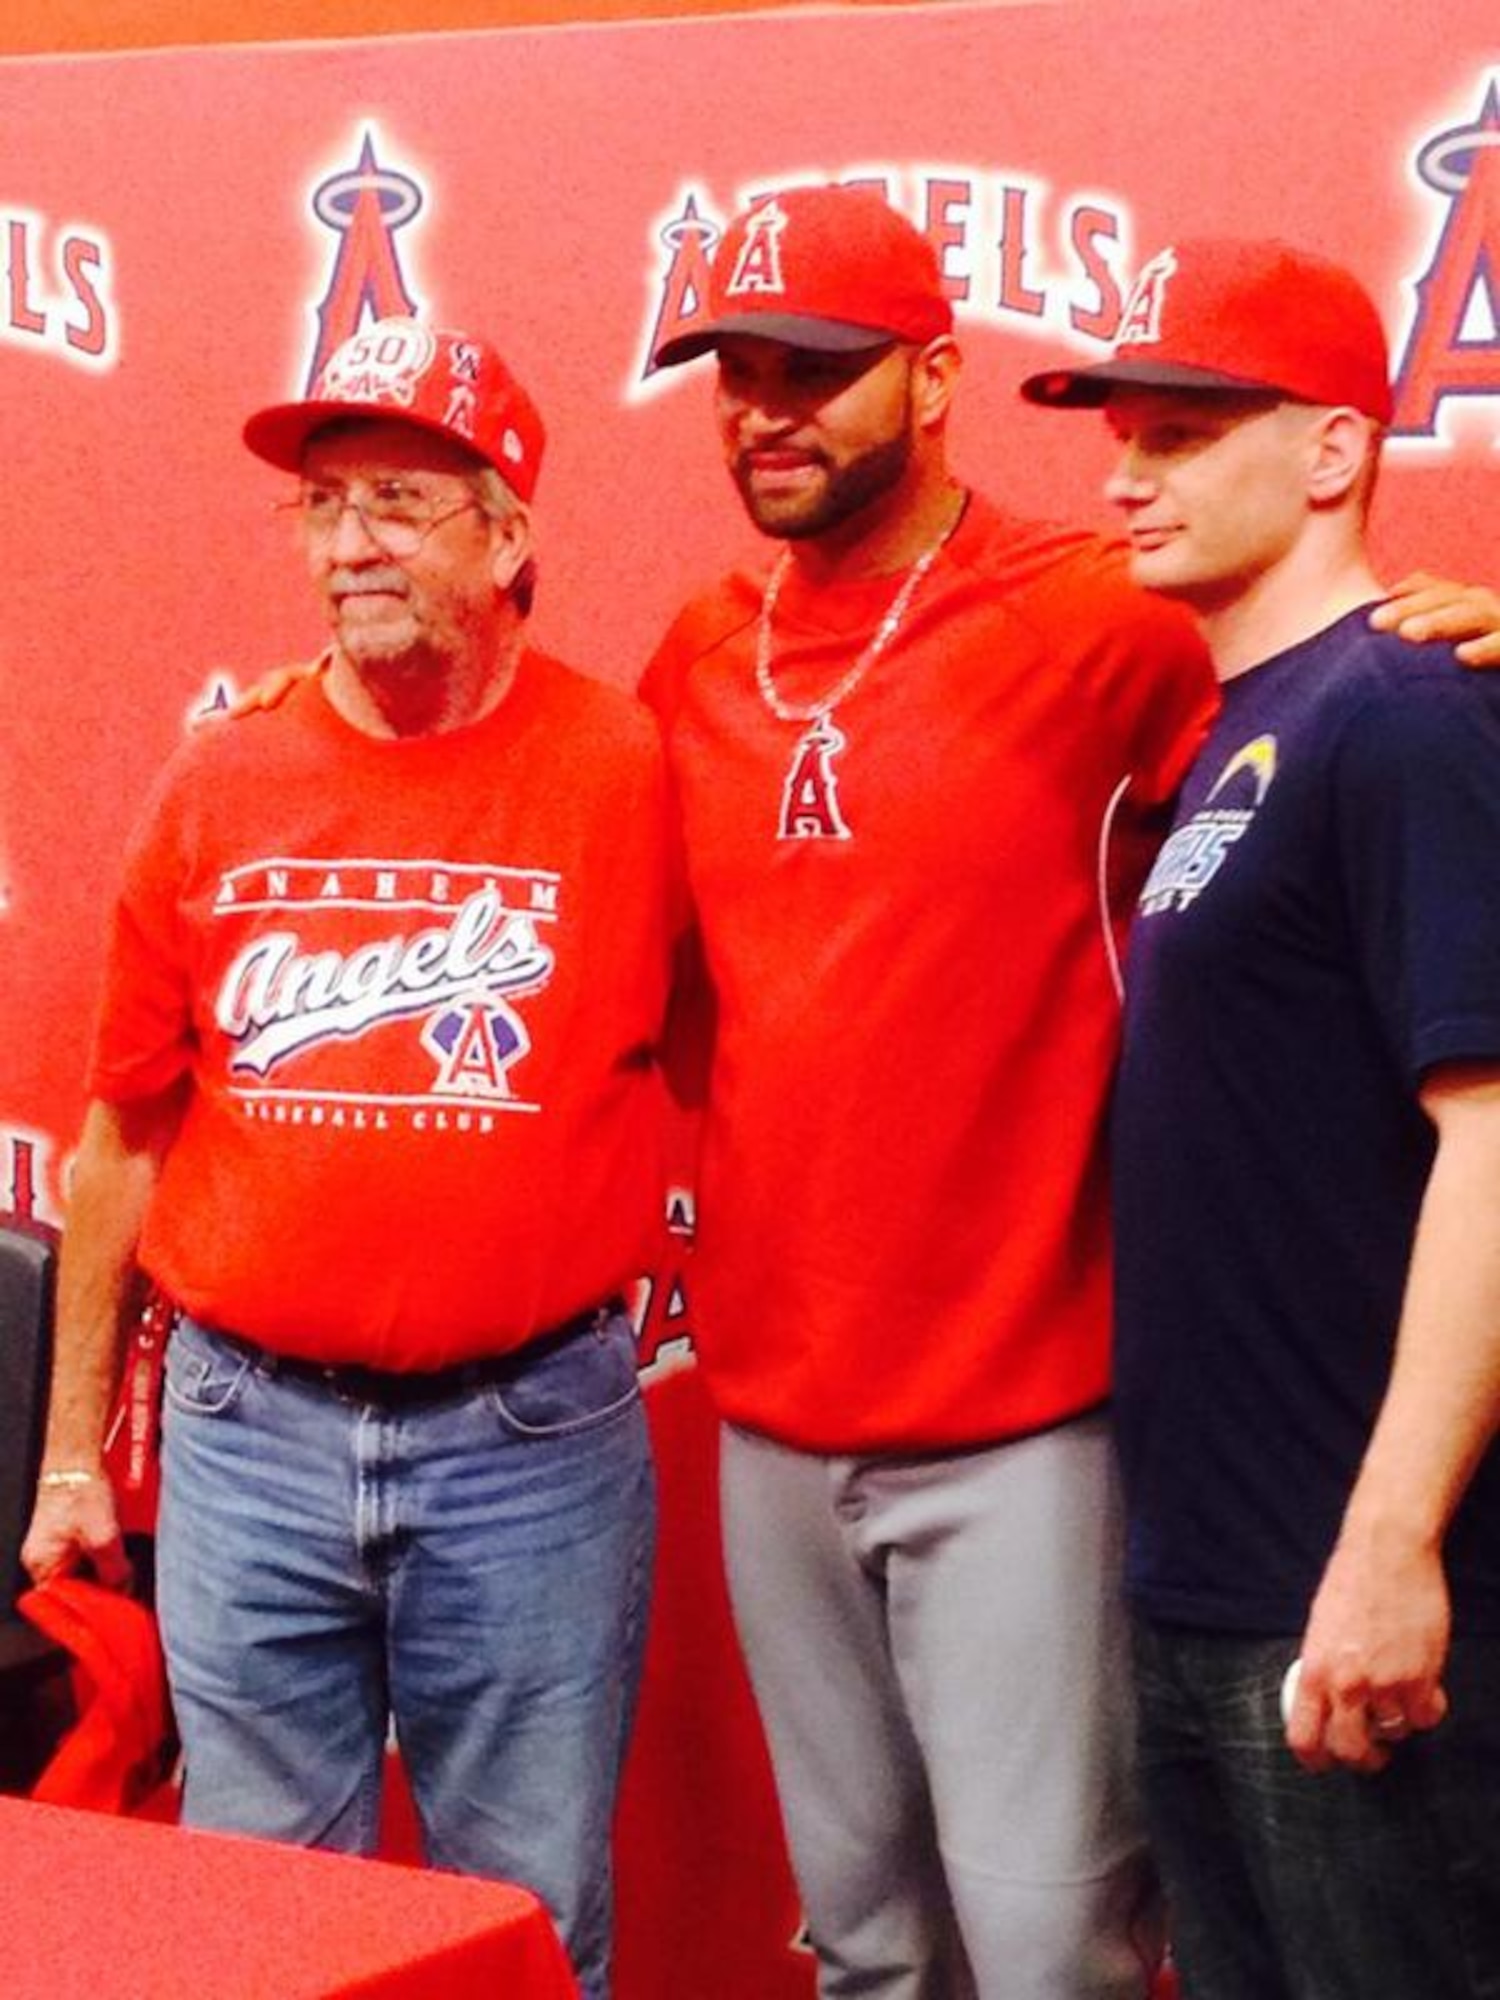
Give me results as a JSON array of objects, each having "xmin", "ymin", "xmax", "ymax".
[
  {"xmin": 643, "ymin": 497, "xmax": 1215, "ymax": 1453},
  {"xmin": 89, "ymin": 653, "xmax": 674, "ymax": 1369}
]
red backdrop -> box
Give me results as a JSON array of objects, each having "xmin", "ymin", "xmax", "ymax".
[{"xmin": 1, "ymin": 2, "xmax": 1496, "ymax": 1991}]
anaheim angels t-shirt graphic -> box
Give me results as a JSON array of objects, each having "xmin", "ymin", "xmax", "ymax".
[
  {"xmin": 1137, "ymin": 733, "xmax": 1277, "ymax": 916},
  {"xmin": 212, "ymin": 854, "xmax": 558, "ymax": 1127}
]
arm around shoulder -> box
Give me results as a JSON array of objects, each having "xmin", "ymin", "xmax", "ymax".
[{"xmin": 1371, "ymin": 573, "xmax": 1500, "ymax": 668}]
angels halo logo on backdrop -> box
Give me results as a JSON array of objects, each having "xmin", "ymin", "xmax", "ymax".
[
  {"xmin": 299, "ymin": 124, "xmax": 430, "ymax": 394},
  {"xmin": 1391, "ymin": 72, "xmax": 1500, "ymax": 449}
]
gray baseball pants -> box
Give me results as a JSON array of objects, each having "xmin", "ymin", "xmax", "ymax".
[{"xmin": 719, "ymin": 1412, "xmax": 1158, "ymax": 1999}]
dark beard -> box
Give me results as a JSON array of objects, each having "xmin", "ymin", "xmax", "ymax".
[{"xmin": 733, "ymin": 426, "xmax": 914, "ymax": 542}]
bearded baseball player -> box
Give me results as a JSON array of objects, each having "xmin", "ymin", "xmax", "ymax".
[
  {"xmin": 643, "ymin": 183, "xmax": 1500, "ymax": 2000},
  {"xmin": 1027, "ymin": 238, "xmax": 1500, "ymax": 1999},
  {"xmin": 643, "ymin": 182, "xmax": 1215, "ymax": 2000},
  {"xmin": 22, "ymin": 318, "xmax": 672, "ymax": 2000}
]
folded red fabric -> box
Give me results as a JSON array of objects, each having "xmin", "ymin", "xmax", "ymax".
[{"xmin": 17, "ymin": 1575, "xmax": 171, "ymax": 1814}]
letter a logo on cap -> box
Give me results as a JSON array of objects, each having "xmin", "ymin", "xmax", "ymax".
[
  {"xmin": 1115, "ymin": 247, "xmax": 1178, "ymax": 349},
  {"xmin": 726, "ymin": 199, "xmax": 789, "ymax": 297},
  {"xmin": 442, "ymin": 384, "xmax": 479, "ymax": 439}
]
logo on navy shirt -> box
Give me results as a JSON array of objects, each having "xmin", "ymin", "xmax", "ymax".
[{"xmin": 1138, "ymin": 734, "xmax": 1277, "ymax": 915}]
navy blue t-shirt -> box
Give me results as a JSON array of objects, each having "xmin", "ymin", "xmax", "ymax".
[{"xmin": 1113, "ymin": 609, "xmax": 1500, "ymax": 1635}]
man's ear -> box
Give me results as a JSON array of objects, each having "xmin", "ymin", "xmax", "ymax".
[
  {"xmin": 911, "ymin": 336, "xmax": 963, "ymax": 435},
  {"xmin": 488, "ymin": 504, "xmax": 535, "ymax": 595},
  {"xmin": 1305, "ymin": 407, "xmax": 1377, "ymax": 508}
]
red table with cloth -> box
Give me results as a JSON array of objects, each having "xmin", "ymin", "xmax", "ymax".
[{"xmin": 0, "ymin": 1796, "xmax": 579, "ymax": 1998}]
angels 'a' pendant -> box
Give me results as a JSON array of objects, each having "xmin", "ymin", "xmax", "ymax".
[{"xmin": 777, "ymin": 714, "xmax": 852, "ymax": 841}]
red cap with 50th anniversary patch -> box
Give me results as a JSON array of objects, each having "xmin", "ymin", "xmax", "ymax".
[{"xmin": 244, "ymin": 317, "xmax": 546, "ymax": 500}]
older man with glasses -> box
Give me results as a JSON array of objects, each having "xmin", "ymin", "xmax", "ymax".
[{"xmin": 22, "ymin": 317, "xmax": 673, "ymax": 2000}]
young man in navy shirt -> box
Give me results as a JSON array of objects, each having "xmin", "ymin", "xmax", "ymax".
[{"xmin": 1025, "ymin": 242, "xmax": 1500, "ymax": 1998}]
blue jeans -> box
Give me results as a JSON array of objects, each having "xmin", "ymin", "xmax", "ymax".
[
  {"xmin": 1131, "ymin": 1618, "xmax": 1500, "ymax": 2000},
  {"xmin": 156, "ymin": 1309, "xmax": 656, "ymax": 2000}
]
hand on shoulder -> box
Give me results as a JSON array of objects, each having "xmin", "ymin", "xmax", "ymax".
[
  {"xmin": 1371, "ymin": 573, "xmax": 1500, "ymax": 668},
  {"xmin": 192, "ymin": 655, "xmax": 327, "ymax": 728}
]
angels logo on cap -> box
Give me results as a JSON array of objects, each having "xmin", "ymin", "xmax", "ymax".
[
  {"xmin": 1019, "ymin": 238, "xmax": 1393, "ymax": 424},
  {"xmin": 1114, "ymin": 249, "xmax": 1178, "ymax": 350},
  {"xmin": 243, "ymin": 317, "xmax": 547, "ymax": 500},
  {"xmin": 653, "ymin": 184, "xmax": 954, "ymax": 368},
  {"xmin": 724, "ymin": 198, "xmax": 790, "ymax": 298}
]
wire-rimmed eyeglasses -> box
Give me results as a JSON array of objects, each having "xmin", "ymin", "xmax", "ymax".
[{"xmin": 274, "ymin": 478, "xmax": 483, "ymax": 557}]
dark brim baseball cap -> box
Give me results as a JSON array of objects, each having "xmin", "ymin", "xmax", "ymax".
[
  {"xmin": 1021, "ymin": 357, "xmax": 1294, "ymax": 407},
  {"xmin": 653, "ymin": 184, "xmax": 953, "ymax": 370},
  {"xmin": 1019, "ymin": 238, "xmax": 1393, "ymax": 425},
  {"xmin": 655, "ymin": 312, "xmax": 898, "ymax": 368}
]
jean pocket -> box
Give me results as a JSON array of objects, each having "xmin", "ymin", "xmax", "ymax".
[
  {"xmin": 490, "ymin": 1311, "xmax": 642, "ymax": 1439},
  {"xmin": 163, "ymin": 1316, "xmax": 254, "ymax": 1418}
]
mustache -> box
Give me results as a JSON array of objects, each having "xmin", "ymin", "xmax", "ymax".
[
  {"xmin": 329, "ymin": 565, "xmax": 410, "ymax": 596},
  {"xmin": 737, "ymin": 443, "xmax": 826, "ymax": 466},
  {"xmin": 733, "ymin": 447, "xmax": 829, "ymax": 489}
]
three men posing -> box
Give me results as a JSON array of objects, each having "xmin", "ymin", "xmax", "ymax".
[{"xmin": 24, "ymin": 193, "xmax": 1500, "ymax": 2000}]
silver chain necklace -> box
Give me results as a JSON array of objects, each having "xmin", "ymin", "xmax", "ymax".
[{"xmin": 754, "ymin": 498, "xmax": 964, "ymax": 726}]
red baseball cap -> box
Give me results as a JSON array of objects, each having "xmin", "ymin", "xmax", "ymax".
[
  {"xmin": 653, "ymin": 184, "xmax": 954, "ymax": 368},
  {"xmin": 244, "ymin": 318, "xmax": 546, "ymax": 500},
  {"xmin": 1020, "ymin": 238, "xmax": 1393, "ymax": 424}
]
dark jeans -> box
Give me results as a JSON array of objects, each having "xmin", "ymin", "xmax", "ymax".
[{"xmin": 1131, "ymin": 1617, "xmax": 1500, "ymax": 2000}]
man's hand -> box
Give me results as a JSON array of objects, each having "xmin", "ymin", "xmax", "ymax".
[
  {"xmin": 27, "ymin": 1094, "xmax": 179, "ymax": 1599},
  {"xmin": 1285, "ymin": 1529, "xmax": 1449, "ymax": 1774},
  {"xmin": 1371, "ymin": 573, "xmax": 1500, "ymax": 667},
  {"xmin": 22, "ymin": 1469, "xmax": 132, "ymax": 1591}
]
